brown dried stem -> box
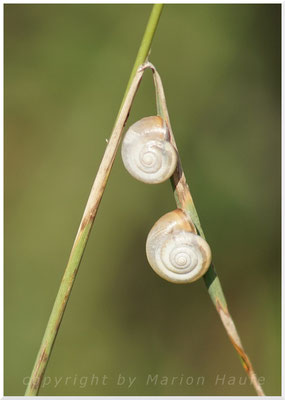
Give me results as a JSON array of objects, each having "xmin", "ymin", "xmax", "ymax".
[{"xmin": 149, "ymin": 63, "xmax": 265, "ymax": 396}]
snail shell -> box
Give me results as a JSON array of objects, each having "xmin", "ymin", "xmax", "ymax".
[
  {"xmin": 146, "ymin": 209, "xmax": 212, "ymax": 283},
  {"xmin": 121, "ymin": 116, "xmax": 177, "ymax": 184}
]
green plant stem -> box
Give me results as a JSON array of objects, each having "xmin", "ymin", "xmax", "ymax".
[
  {"xmin": 24, "ymin": 5, "xmax": 163, "ymax": 396},
  {"xmin": 121, "ymin": 4, "xmax": 163, "ymax": 110}
]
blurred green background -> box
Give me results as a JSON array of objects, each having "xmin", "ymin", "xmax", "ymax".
[{"xmin": 4, "ymin": 4, "xmax": 280, "ymax": 396}]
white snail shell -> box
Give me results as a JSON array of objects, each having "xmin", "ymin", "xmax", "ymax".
[
  {"xmin": 146, "ymin": 209, "xmax": 212, "ymax": 284},
  {"xmin": 121, "ymin": 116, "xmax": 178, "ymax": 184}
]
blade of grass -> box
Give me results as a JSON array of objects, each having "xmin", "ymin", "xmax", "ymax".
[
  {"xmin": 149, "ymin": 62, "xmax": 265, "ymax": 396},
  {"xmin": 24, "ymin": 5, "xmax": 164, "ymax": 395}
]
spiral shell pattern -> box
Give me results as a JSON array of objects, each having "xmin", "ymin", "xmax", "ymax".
[
  {"xmin": 146, "ymin": 209, "xmax": 212, "ymax": 283},
  {"xmin": 121, "ymin": 116, "xmax": 177, "ymax": 184}
]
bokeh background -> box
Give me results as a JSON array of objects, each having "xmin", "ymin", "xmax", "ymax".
[{"xmin": 4, "ymin": 4, "xmax": 281, "ymax": 396}]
